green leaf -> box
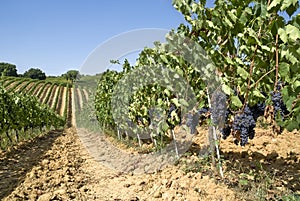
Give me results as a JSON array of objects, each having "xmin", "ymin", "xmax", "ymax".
[
  {"xmin": 207, "ymin": 20, "xmax": 214, "ymax": 28},
  {"xmin": 227, "ymin": 10, "xmax": 237, "ymax": 23},
  {"xmin": 281, "ymin": 0, "xmax": 298, "ymax": 11},
  {"xmin": 171, "ymin": 98, "xmax": 180, "ymax": 107},
  {"xmin": 225, "ymin": 57, "xmax": 234, "ymax": 65},
  {"xmin": 161, "ymin": 122, "xmax": 169, "ymax": 131},
  {"xmin": 253, "ymin": 89, "xmax": 266, "ymax": 98},
  {"xmin": 260, "ymin": 0, "xmax": 268, "ymax": 19},
  {"xmin": 164, "ymin": 88, "xmax": 171, "ymax": 96},
  {"xmin": 285, "ymin": 96, "xmax": 296, "ymax": 111},
  {"xmin": 268, "ymin": 0, "xmax": 281, "ymax": 11},
  {"xmin": 157, "ymin": 98, "xmax": 163, "ymax": 106},
  {"xmin": 286, "ymin": 24, "xmax": 300, "ymax": 41},
  {"xmin": 235, "ymin": 57, "xmax": 245, "ymax": 66},
  {"xmin": 293, "ymin": 80, "xmax": 300, "ymax": 89},
  {"xmin": 179, "ymin": 98, "xmax": 189, "ymax": 107},
  {"xmin": 279, "ymin": 62, "xmax": 290, "ymax": 78},
  {"xmin": 247, "ymin": 28, "xmax": 261, "ymax": 45},
  {"xmin": 261, "ymin": 45, "xmax": 270, "ymax": 51},
  {"xmin": 222, "ymin": 84, "xmax": 231, "ymax": 95},
  {"xmin": 237, "ymin": 66, "xmax": 249, "ymax": 80},
  {"xmin": 285, "ymin": 50, "xmax": 298, "ymax": 64},
  {"xmin": 239, "ymin": 179, "xmax": 248, "ymax": 186},
  {"xmin": 231, "ymin": 95, "xmax": 243, "ymax": 108},
  {"xmin": 278, "ymin": 28, "xmax": 287, "ymax": 43},
  {"xmin": 286, "ymin": 120, "xmax": 298, "ymax": 131},
  {"xmin": 171, "ymin": 110, "xmax": 177, "ymax": 118},
  {"xmin": 224, "ymin": 17, "xmax": 234, "ymax": 28},
  {"xmin": 281, "ymin": 86, "xmax": 289, "ymax": 103},
  {"xmin": 160, "ymin": 55, "xmax": 169, "ymax": 63}
]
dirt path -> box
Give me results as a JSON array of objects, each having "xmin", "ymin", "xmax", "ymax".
[
  {"xmin": 58, "ymin": 87, "xmax": 67, "ymax": 117},
  {"xmin": 76, "ymin": 88, "xmax": 84, "ymax": 111},
  {"xmin": 14, "ymin": 81, "xmax": 29, "ymax": 92},
  {"xmin": 71, "ymin": 87, "xmax": 76, "ymax": 127},
  {"xmin": 1, "ymin": 122, "xmax": 299, "ymax": 201},
  {"xmin": 5, "ymin": 80, "xmax": 22, "ymax": 91},
  {"xmin": 1, "ymin": 127, "xmax": 237, "ymax": 201},
  {"xmin": 82, "ymin": 88, "xmax": 89, "ymax": 103},
  {"xmin": 23, "ymin": 82, "xmax": 37, "ymax": 93},
  {"xmin": 49, "ymin": 85, "xmax": 59, "ymax": 109},
  {"xmin": 46, "ymin": 85, "xmax": 58, "ymax": 106},
  {"xmin": 32, "ymin": 83, "xmax": 45, "ymax": 97},
  {"xmin": 40, "ymin": 84, "xmax": 51, "ymax": 104}
]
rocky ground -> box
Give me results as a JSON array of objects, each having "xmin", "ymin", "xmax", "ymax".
[{"xmin": 0, "ymin": 127, "xmax": 299, "ymax": 201}]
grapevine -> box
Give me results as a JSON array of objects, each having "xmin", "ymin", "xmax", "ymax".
[
  {"xmin": 0, "ymin": 85, "xmax": 65, "ymax": 149},
  {"xmin": 94, "ymin": 0, "xmax": 300, "ymax": 157}
]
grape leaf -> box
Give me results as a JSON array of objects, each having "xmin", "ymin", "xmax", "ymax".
[
  {"xmin": 231, "ymin": 95, "xmax": 243, "ymax": 108},
  {"xmin": 278, "ymin": 28, "xmax": 287, "ymax": 43},
  {"xmin": 286, "ymin": 24, "xmax": 300, "ymax": 41},
  {"xmin": 237, "ymin": 66, "xmax": 249, "ymax": 80},
  {"xmin": 253, "ymin": 89, "xmax": 266, "ymax": 98},
  {"xmin": 279, "ymin": 62, "xmax": 290, "ymax": 78},
  {"xmin": 268, "ymin": 0, "xmax": 281, "ymax": 11},
  {"xmin": 222, "ymin": 84, "xmax": 231, "ymax": 95}
]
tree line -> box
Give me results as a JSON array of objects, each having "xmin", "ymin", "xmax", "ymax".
[{"xmin": 0, "ymin": 62, "xmax": 79, "ymax": 83}]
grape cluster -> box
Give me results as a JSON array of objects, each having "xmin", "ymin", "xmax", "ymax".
[
  {"xmin": 270, "ymin": 91, "xmax": 286, "ymax": 120},
  {"xmin": 276, "ymin": 81, "xmax": 284, "ymax": 91},
  {"xmin": 220, "ymin": 124, "xmax": 231, "ymax": 139},
  {"xmin": 221, "ymin": 102, "xmax": 266, "ymax": 144},
  {"xmin": 198, "ymin": 107, "xmax": 208, "ymax": 115},
  {"xmin": 270, "ymin": 81, "xmax": 289, "ymax": 120},
  {"xmin": 250, "ymin": 102, "xmax": 266, "ymax": 121},
  {"xmin": 232, "ymin": 105, "xmax": 256, "ymax": 146},
  {"xmin": 219, "ymin": 109, "xmax": 231, "ymax": 139}
]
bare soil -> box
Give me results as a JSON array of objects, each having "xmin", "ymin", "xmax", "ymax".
[
  {"xmin": 0, "ymin": 126, "xmax": 299, "ymax": 201},
  {"xmin": 58, "ymin": 87, "xmax": 67, "ymax": 117}
]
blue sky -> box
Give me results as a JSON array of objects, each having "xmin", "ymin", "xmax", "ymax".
[{"xmin": 0, "ymin": 0, "xmax": 196, "ymax": 76}]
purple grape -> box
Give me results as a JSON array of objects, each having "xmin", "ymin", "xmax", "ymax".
[{"xmin": 232, "ymin": 105, "xmax": 256, "ymax": 146}]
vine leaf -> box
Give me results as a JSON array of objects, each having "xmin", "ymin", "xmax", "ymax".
[
  {"xmin": 222, "ymin": 84, "xmax": 231, "ymax": 95},
  {"xmin": 237, "ymin": 66, "xmax": 249, "ymax": 80},
  {"xmin": 230, "ymin": 95, "xmax": 243, "ymax": 108},
  {"xmin": 286, "ymin": 25, "xmax": 300, "ymax": 41},
  {"xmin": 268, "ymin": 0, "xmax": 281, "ymax": 11},
  {"xmin": 253, "ymin": 89, "xmax": 265, "ymax": 98}
]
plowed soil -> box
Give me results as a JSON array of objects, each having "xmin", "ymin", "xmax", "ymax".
[{"xmin": 0, "ymin": 127, "xmax": 299, "ymax": 201}]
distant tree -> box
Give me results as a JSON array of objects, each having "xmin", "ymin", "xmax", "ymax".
[
  {"xmin": 0, "ymin": 62, "xmax": 18, "ymax": 77},
  {"xmin": 62, "ymin": 70, "xmax": 80, "ymax": 83},
  {"xmin": 23, "ymin": 68, "xmax": 46, "ymax": 80}
]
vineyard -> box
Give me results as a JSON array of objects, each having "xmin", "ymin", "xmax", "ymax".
[
  {"xmin": 76, "ymin": 0, "xmax": 300, "ymax": 200},
  {"xmin": 1, "ymin": 0, "xmax": 300, "ymax": 200},
  {"xmin": 0, "ymin": 76, "xmax": 91, "ymax": 149}
]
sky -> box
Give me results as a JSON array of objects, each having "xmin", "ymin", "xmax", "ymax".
[{"xmin": 0, "ymin": 0, "xmax": 198, "ymax": 76}]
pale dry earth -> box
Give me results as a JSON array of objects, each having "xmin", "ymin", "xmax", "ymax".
[{"xmin": 1, "ymin": 124, "xmax": 299, "ymax": 201}]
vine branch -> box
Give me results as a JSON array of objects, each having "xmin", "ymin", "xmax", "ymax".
[{"xmin": 254, "ymin": 68, "xmax": 276, "ymax": 88}]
